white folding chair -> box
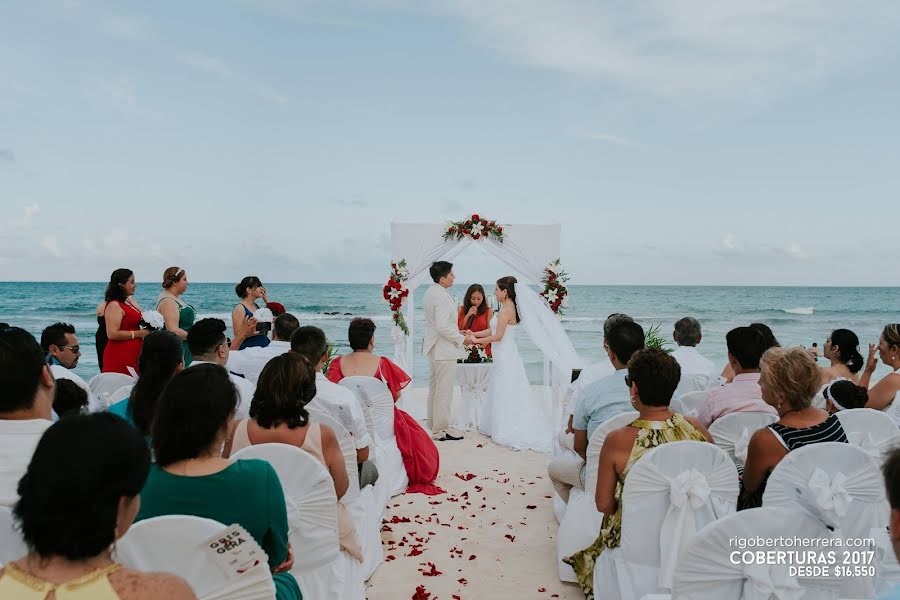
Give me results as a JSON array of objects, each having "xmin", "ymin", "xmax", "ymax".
[
  {"xmin": 0, "ymin": 506, "xmax": 26, "ymax": 567},
  {"xmin": 556, "ymin": 410, "xmax": 638, "ymax": 582},
  {"xmin": 340, "ymin": 376, "xmax": 408, "ymax": 498},
  {"xmin": 306, "ymin": 408, "xmax": 371, "ymax": 595},
  {"xmin": 117, "ymin": 515, "xmax": 276, "ymax": 600},
  {"xmin": 108, "ymin": 384, "xmax": 134, "ymax": 407},
  {"xmin": 670, "ymin": 390, "xmax": 708, "ymax": 418},
  {"xmin": 763, "ymin": 442, "xmax": 888, "ymax": 598},
  {"xmin": 231, "ymin": 443, "xmax": 344, "ymax": 599},
  {"xmin": 87, "ymin": 372, "xmax": 136, "ymax": 408},
  {"xmin": 870, "ymin": 526, "xmax": 900, "ymax": 597},
  {"xmin": 667, "ymin": 507, "xmax": 847, "ymax": 600},
  {"xmin": 708, "ymin": 412, "xmax": 778, "ymax": 465},
  {"xmin": 594, "ymin": 441, "xmax": 739, "ymax": 598},
  {"xmin": 836, "ymin": 408, "xmax": 900, "ymax": 462}
]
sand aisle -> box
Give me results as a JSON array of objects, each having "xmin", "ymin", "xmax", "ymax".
[{"xmin": 366, "ymin": 432, "xmax": 582, "ymax": 600}]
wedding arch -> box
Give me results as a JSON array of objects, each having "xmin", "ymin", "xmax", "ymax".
[{"xmin": 385, "ymin": 217, "xmax": 570, "ymax": 388}]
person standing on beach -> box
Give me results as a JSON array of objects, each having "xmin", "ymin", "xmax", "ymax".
[
  {"xmin": 103, "ymin": 269, "xmax": 149, "ymax": 375},
  {"xmin": 157, "ymin": 267, "xmax": 195, "ymax": 366},
  {"xmin": 423, "ymin": 261, "xmax": 476, "ymax": 441}
]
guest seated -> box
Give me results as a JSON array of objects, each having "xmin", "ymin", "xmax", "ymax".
[
  {"xmin": 698, "ymin": 326, "xmax": 777, "ymax": 427},
  {"xmin": 225, "ymin": 352, "xmax": 361, "ymax": 562},
  {"xmin": 227, "ymin": 313, "xmax": 299, "ymax": 383},
  {"xmin": 232, "ymin": 276, "xmax": 271, "ymax": 350},
  {"xmin": 549, "ymin": 320, "xmax": 643, "ymax": 504},
  {"xmin": 565, "ymin": 348, "xmax": 712, "ymax": 598},
  {"xmin": 0, "ymin": 413, "xmax": 196, "ymax": 599},
  {"xmin": 670, "ymin": 317, "xmax": 717, "ymax": 396},
  {"xmin": 882, "ymin": 447, "xmax": 900, "ymax": 598},
  {"xmin": 823, "ymin": 379, "xmax": 869, "ymax": 412},
  {"xmin": 720, "ymin": 322, "xmax": 779, "ymax": 383},
  {"xmin": 187, "ymin": 318, "xmax": 255, "ymax": 420},
  {"xmin": 137, "ymin": 364, "xmax": 301, "ymax": 600},
  {"xmin": 739, "ymin": 347, "xmax": 848, "ymax": 510},
  {"xmin": 861, "ymin": 324, "xmax": 900, "ymax": 424},
  {"xmin": 820, "ymin": 328, "xmax": 864, "ymax": 385},
  {"xmin": 328, "ymin": 318, "xmax": 441, "ymax": 494},
  {"xmin": 53, "ymin": 379, "xmax": 89, "ymax": 418},
  {"xmin": 41, "ymin": 321, "xmax": 101, "ymax": 412},
  {"xmin": 292, "ymin": 325, "xmax": 378, "ymax": 489},
  {"xmin": 458, "ymin": 284, "xmax": 493, "ymax": 357},
  {"xmin": 0, "ymin": 327, "xmax": 55, "ymax": 508},
  {"xmin": 109, "ymin": 330, "xmax": 184, "ymax": 434}
]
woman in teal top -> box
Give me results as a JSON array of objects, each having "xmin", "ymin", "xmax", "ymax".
[
  {"xmin": 158, "ymin": 267, "xmax": 195, "ymax": 366},
  {"xmin": 136, "ymin": 363, "xmax": 300, "ymax": 600}
]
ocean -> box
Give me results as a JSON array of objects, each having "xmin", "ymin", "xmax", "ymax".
[{"xmin": 1, "ymin": 282, "xmax": 896, "ymax": 385}]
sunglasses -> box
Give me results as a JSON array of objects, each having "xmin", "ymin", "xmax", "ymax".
[
  {"xmin": 61, "ymin": 345, "xmax": 80, "ymax": 354},
  {"xmin": 624, "ymin": 375, "xmax": 632, "ymax": 387}
]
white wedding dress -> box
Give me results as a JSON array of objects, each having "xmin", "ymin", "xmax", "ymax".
[{"xmin": 479, "ymin": 314, "xmax": 555, "ymax": 453}]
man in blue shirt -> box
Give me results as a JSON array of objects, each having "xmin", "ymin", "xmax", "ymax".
[{"xmin": 548, "ymin": 320, "xmax": 644, "ymax": 502}]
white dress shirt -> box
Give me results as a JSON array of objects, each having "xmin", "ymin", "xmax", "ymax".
[
  {"xmin": 308, "ymin": 373, "xmax": 371, "ymax": 450},
  {"xmin": 190, "ymin": 360, "xmax": 254, "ymax": 420},
  {"xmin": 670, "ymin": 345, "xmax": 717, "ymax": 396},
  {"xmin": 0, "ymin": 419, "xmax": 53, "ymax": 507},
  {"xmin": 225, "ymin": 340, "xmax": 291, "ymax": 384}
]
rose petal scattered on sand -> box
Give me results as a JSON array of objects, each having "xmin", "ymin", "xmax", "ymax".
[
  {"xmin": 468, "ymin": 555, "xmax": 476, "ymax": 561},
  {"xmin": 505, "ymin": 534, "xmax": 516, "ymax": 542},
  {"xmin": 526, "ymin": 505, "xmax": 537, "ymax": 509},
  {"xmin": 412, "ymin": 585, "xmax": 431, "ymax": 600}
]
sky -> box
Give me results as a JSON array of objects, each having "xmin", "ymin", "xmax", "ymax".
[{"xmin": 1, "ymin": 0, "xmax": 899, "ymax": 286}]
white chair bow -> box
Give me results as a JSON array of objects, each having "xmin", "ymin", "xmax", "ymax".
[
  {"xmin": 743, "ymin": 562, "xmax": 805, "ymax": 600},
  {"xmin": 669, "ymin": 468, "xmax": 711, "ymax": 509},
  {"xmin": 733, "ymin": 428, "xmax": 751, "ymax": 464},
  {"xmin": 808, "ymin": 468, "xmax": 851, "ymax": 519},
  {"xmin": 847, "ymin": 431, "xmax": 882, "ymax": 459},
  {"xmin": 659, "ymin": 467, "xmax": 712, "ymax": 587}
]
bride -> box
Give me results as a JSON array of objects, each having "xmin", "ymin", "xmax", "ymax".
[{"xmin": 472, "ymin": 276, "xmax": 580, "ymax": 453}]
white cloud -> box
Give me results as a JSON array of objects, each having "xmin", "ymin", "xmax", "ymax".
[
  {"xmin": 40, "ymin": 235, "xmax": 64, "ymax": 258},
  {"xmin": 412, "ymin": 0, "xmax": 899, "ymax": 96},
  {"xmin": 9, "ymin": 204, "xmax": 40, "ymax": 229},
  {"xmin": 178, "ymin": 54, "xmax": 289, "ymax": 105}
]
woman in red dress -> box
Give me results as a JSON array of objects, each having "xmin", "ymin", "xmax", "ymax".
[
  {"xmin": 328, "ymin": 318, "xmax": 442, "ymax": 495},
  {"xmin": 102, "ymin": 268, "xmax": 149, "ymax": 374},
  {"xmin": 457, "ymin": 284, "xmax": 493, "ymax": 357}
]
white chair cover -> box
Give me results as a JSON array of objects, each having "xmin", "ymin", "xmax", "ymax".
[
  {"xmin": 708, "ymin": 412, "xmax": 779, "ymax": 465},
  {"xmin": 0, "ymin": 506, "xmax": 26, "ymax": 567},
  {"xmin": 116, "ymin": 515, "xmax": 276, "ymax": 600},
  {"xmin": 108, "ymin": 384, "xmax": 134, "ymax": 407},
  {"xmin": 339, "ymin": 377, "xmax": 408, "ymax": 498},
  {"xmin": 836, "ymin": 408, "xmax": 900, "ymax": 462},
  {"xmin": 671, "ymin": 507, "xmax": 845, "ymax": 600},
  {"xmin": 87, "ymin": 372, "xmax": 135, "ymax": 408},
  {"xmin": 670, "ymin": 391, "xmax": 708, "ymax": 418},
  {"xmin": 870, "ymin": 526, "xmax": 900, "ymax": 597},
  {"xmin": 594, "ymin": 441, "xmax": 739, "ymax": 598},
  {"xmin": 307, "ymin": 408, "xmax": 372, "ymax": 595},
  {"xmin": 557, "ymin": 411, "xmax": 638, "ymax": 582},
  {"xmin": 763, "ymin": 442, "xmax": 887, "ymax": 598}
]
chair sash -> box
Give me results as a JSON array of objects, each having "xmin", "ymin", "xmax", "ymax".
[
  {"xmin": 625, "ymin": 458, "xmax": 737, "ymax": 587},
  {"xmin": 742, "ymin": 562, "xmax": 805, "ymax": 600}
]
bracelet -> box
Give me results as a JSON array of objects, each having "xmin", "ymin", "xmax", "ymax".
[{"xmin": 130, "ymin": 331, "xmax": 135, "ymax": 340}]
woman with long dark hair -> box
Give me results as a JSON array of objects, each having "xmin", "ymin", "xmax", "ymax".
[
  {"xmin": 103, "ymin": 269, "xmax": 149, "ymax": 374},
  {"xmin": 458, "ymin": 284, "xmax": 493, "ymax": 357},
  {"xmin": 108, "ymin": 330, "xmax": 184, "ymax": 435},
  {"xmin": 231, "ymin": 276, "xmax": 270, "ymax": 350}
]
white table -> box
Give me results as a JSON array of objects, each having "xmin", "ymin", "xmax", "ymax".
[{"xmin": 453, "ymin": 363, "xmax": 492, "ymax": 432}]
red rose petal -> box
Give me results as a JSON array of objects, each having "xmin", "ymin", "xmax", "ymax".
[
  {"xmin": 468, "ymin": 555, "xmax": 476, "ymax": 560},
  {"xmin": 526, "ymin": 505, "xmax": 537, "ymax": 509}
]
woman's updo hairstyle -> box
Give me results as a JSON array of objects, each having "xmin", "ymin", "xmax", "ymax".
[
  {"xmin": 104, "ymin": 268, "xmax": 133, "ymax": 303},
  {"xmin": 14, "ymin": 413, "xmax": 150, "ymax": 560},
  {"xmin": 162, "ymin": 266, "xmax": 186, "ymax": 290},
  {"xmin": 235, "ymin": 275, "xmax": 263, "ymax": 299},
  {"xmin": 496, "ymin": 276, "xmax": 520, "ymax": 323},
  {"xmin": 829, "ymin": 329, "xmax": 864, "ymax": 374}
]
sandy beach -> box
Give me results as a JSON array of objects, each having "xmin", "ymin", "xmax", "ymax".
[{"xmin": 367, "ymin": 389, "xmax": 582, "ymax": 600}]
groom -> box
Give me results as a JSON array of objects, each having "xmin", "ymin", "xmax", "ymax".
[{"xmin": 423, "ymin": 261, "xmax": 476, "ymax": 441}]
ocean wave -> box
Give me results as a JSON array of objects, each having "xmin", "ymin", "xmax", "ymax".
[{"xmin": 782, "ymin": 307, "xmax": 815, "ymax": 315}]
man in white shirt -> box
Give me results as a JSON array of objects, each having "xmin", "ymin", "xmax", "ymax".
[
  {"xmin": 0, "ymin": 327, "xmax": 55, "ymax": 507},
  {"xmin": 697, "ymin": 326, "xmax": 777, "ymax": 427},
  {"xmin": 670, "ymin": 317, "xmax": 717, "ymax": 398},
  {"xmin": 226, "ymin": 313, "xmax": 298, "ymax": 383},
  {"xmin": 187, "ymin": 318, "xmax": 255, "ymax": 420},
  {"xmin": 292, "ymin": 325, "xmax": 379, "ymax": 488},
  {"xmin": 40, "ymin": 322, "xmax": 102, "ymax": 413}
]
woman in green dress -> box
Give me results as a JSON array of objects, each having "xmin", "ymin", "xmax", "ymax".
[
  {"xmin": 565, "ymin": 348, "xmax": 713, "ymax": 599},
  {"xmin": 157, "ymin": 267, "xmax": 195, "ymax": 366},
  {"xmin": 137, "ymin": 363, "xmax": 301, "ymax": 600}
]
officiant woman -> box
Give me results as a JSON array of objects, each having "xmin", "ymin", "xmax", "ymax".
[{"xmin": 458, "ymin": 284, "xmax": 492, "ymax": 357}]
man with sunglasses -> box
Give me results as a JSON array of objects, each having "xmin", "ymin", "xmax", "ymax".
[{"xmin": 40, "ymin": 322, "xmax": 101, "ymax": 413}]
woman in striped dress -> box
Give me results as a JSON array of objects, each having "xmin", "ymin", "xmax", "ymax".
[{"xmin": 739, "ymin": 346, "xmax": 848, "ymax": 510}]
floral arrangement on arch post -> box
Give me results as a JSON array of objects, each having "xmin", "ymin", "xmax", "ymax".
[
  {"xmin": 442, "ymin": 213, "xmax": 504, "ymax": 242},
  {"xmin": 540, "ymin": 259, "xmax": 570, "ymax": 315},
  {"xmin": 383, "ymin": 259, "xmax": 410, "ymax": 335}
]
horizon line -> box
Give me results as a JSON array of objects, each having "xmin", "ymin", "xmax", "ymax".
[{"xmin": 1, "ymin": 281, "xmax": 898, "ymax": 289}]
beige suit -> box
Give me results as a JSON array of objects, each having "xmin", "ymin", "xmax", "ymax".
[{"xmin": 423, "ymin": 283, "xmax": 465, "ymax": 433}]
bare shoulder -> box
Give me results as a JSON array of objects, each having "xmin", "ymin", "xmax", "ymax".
[
  {"xmin": 111, "ymin": 569, "xmax": 197, "ymax": 600},
  {"xmin": 318, "ymin": 423, "xmax": 337, "ymax": 444},
  {"xmin": 602, "ymin": 426, "xmax": 636, "ymax": 450}
]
